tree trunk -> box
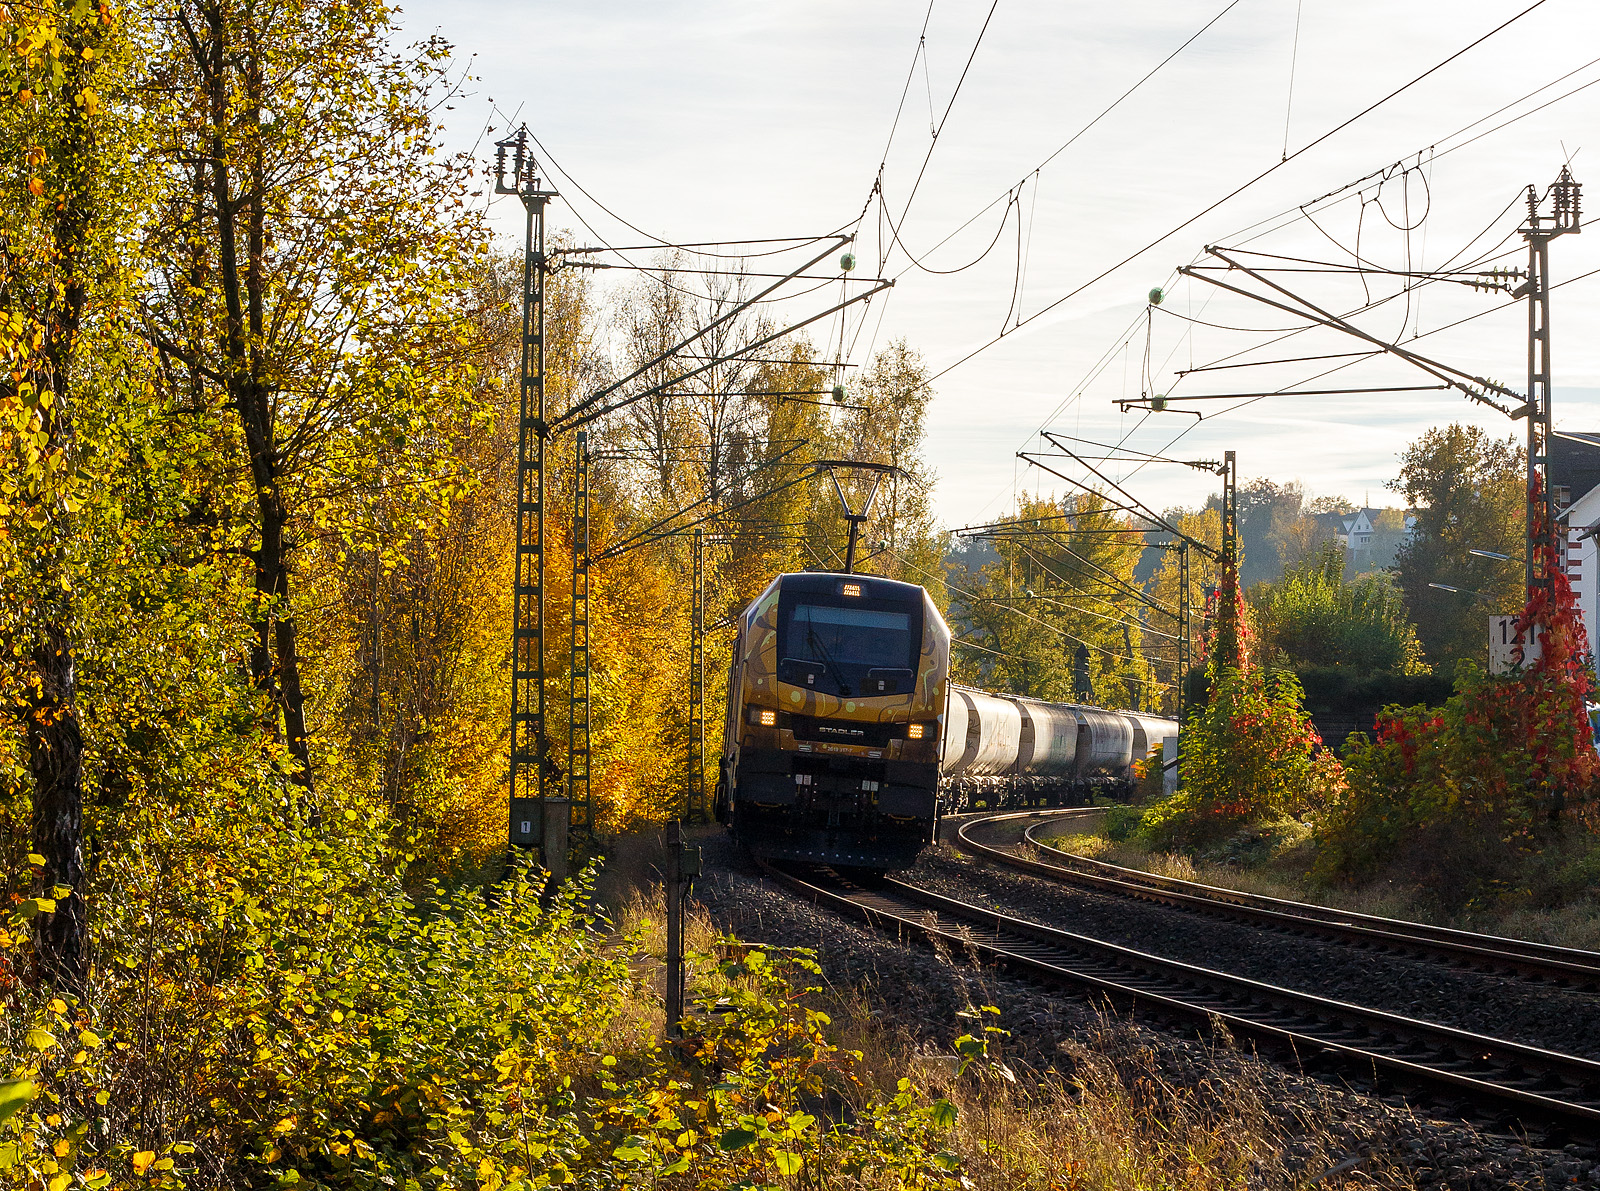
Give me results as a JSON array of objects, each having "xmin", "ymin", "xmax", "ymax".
[
  {"xmin": 27, "ymin": 625, "xmax": 87, "ymax": 992},
  {"xmin": 198, "ymin": 0, "xmax": 313, "ymax": 788},
  {"xmin": 25, "ymin": 41, "xmax": 95, "ymax": 991}
]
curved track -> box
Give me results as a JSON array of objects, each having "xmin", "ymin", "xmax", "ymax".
[
  {"xmin": 951, "ymin": 809, "xmax": 1600, "ymax": 989},
  {"xmin": 758, "ymin": 851, "xmax": 1600, "ymax": 1137}
]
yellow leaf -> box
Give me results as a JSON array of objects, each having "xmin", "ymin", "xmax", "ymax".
[
  {"xmin": 24, "ymin": 1029, "xmax": 54, "ymax": 1051},
  {"xmin": 27, "ymin": 178, "xmax": 43, "ymax": 198},
  {"xmin": 48, "ymin": 1174, "xmax": 67, "ymax": 1191},
  {"xmin": 131, "ymin": 1151, "xmax": 154, "ymax": 1175},
  {"xmin": 48, "ymin": 999, "xmax": 65, "ymax": 1014}
]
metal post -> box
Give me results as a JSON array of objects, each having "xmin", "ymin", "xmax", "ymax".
[
  {"xmin": 569, "ymin": 431, "xmax": 592, "ymax": 840},
  {"xmin": 1527, "ymin": 207, "xmax": 1550, "ymax": 601},
  {"xmin": 1222, "ymin": 450, "xmax": 1237, "ymax": 577},
  {"xmin": 688, "ymin": 528, "xmax": 705, "ymax": 821},
  {"xmin": 665, "ymin": 818, "xmax": 684, "ymax": 1036},
  {"xmin": 1520, "ymin": 166, "xmax": 1581, "ymax": 604},
  {"xmin": 500, "ymin": 127, "xmax": 559, "ymax": 858},
  {"xmin": 663, "ymin": 816, "xmax": 703, "ymax": 1038},
  {"xmin": 1178, "ymin": 540, "xmax": 1191, "ymax": 727},
  {"xmin": 843, "ymin": 516, "xmax": 863, "ymax": 574}
]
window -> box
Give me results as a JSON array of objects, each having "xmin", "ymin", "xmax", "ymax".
[{"xmin": 786, "ymin": 604, "xmax": 914, "ymax": 671}]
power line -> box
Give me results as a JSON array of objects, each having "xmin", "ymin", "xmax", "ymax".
[
  {"xmin": 893, "ymin": 0, "xmax": 1244, "ymax": 274},
  {"xmin": 922, "ymin": 0, "xmax": 1551, "ymax": 390}
]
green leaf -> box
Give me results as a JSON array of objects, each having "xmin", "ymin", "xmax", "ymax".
[
  {"xmin": 0, "ymin": 1081, "xmax": 35, "ymax": 1123},
  {"xmin": 930, "ymin": 1099, "xmax": 957, "ymax": 1129},
  {"xmin": 771, "ymin": 1150, "xmax": 803, "ymax": 1176},
  {"xmin": 611, "ymin": 1139, "xmax": 650, "ymax": 1163},
  {"xmin": 657, "ymin": 1155, "xmax": 691, "ymax": 1176},
  {"xmin": 718, "ymin": 1127, "xmax": 758, "ymax": 1151},
  {"xmin": 954, "ymin": 1034, "xmax": 986, "ymax": 1059},
  {"xmin": 16, "ymin": 899, "xmax": 56, "ymax": 920},
  {"xmin": 24, "ymin": 1029, "xmax": 54, "ymax": 1052},
  {"xmin": 931, "ymin": 1151, "xmax": 963, "ymax": 1173}
]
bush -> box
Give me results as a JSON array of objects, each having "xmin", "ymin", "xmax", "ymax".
[
  {"xmin": 0, "ymin": 837, "xmax": 971, "ymax": 1191},
  {"xmin": 1252, "ymin": 549, "xmax": 1427, "ymax": 674},
  {"xmin": 1162, "ymin": 667, "xmax": 1345, "ymax": 850},
  {"xmin": 1102, "ymin": 804, "xmax": 1147, "ymax": 844},
  {"xmin": 1315, "ymin": 553, "xmax": 1600, "ymax": 886}
]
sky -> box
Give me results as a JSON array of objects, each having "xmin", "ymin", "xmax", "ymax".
[{"xmin": 396, "ymin": 0, "xmax": 1600, "ymax": 527}]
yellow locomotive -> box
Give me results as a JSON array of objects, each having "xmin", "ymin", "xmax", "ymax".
[{"xmin": 715, "ymin": 571, "xmax": 950, "ymax": 870}]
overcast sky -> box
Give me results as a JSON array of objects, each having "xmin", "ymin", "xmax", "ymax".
[{"xmin": 397, "ymin": 0, "xmax": 1600, "ymax": 525}]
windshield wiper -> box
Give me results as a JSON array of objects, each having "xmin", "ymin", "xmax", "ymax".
[{"xmin": 805, "ymin": 624, "xmax": 851, "ymax": 696}]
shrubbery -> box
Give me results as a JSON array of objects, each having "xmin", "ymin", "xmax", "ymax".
[
  {"xmin": 1139, "ymin": 666, "xmax": 1344, "ymax": 851},
  {"xmin": 0, "ymin": 841, "xmax": 974, "ymax": 1191},
  {"xmin": 1312, "ymin": 546, "xmax": 1600, "ymax": 888}
]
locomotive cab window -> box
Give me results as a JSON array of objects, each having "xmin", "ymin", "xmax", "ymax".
[{"xmin": 776, "ymin": 589, "xmax": 920, "ymax": 696}]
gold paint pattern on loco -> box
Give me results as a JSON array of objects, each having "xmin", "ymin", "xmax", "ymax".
[{"xmin": 739, "ymin": 578, "xmax": 950, "ymax": 728}]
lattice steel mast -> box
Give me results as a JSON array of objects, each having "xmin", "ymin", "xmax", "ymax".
[
  {"xmin": 1520, "ymin": 167, "xmax": 1581, "ymax": 601},
  {"xmin": 688, "ymin": 527, "xmax": 705, "ymax": 822},
  {"xmin": 497, "ymin": 127, "xmax": 559, "ymax": 860},
  {"xmin": 569, "ymin": 431, "xmax": 592, "ymax": 837}
]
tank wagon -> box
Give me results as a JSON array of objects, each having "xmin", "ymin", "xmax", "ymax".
[{"xmin": 717, "ymin": 572, "xmax": 1178, "ymax": 871}]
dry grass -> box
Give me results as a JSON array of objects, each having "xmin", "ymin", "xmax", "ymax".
[
  {"xmin": 824, "ymin": 984, "xmax": 1418, "ymax": 1190},
  {"xmin": 1040, "ymin": 830, "xmax": 1600, "ymax": 951},
  {"xmin": 591, "ymin": 835, "xmax": 1424, "ymax": 1187}
]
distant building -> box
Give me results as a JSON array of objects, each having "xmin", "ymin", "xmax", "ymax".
[
  {"xmin": 1312, "ymin": 506, "xmax": 1416, "ymax": 575},
  {"xmin": 1550, "ymin": 432, "xmax": 1600, "ymax": 654}
]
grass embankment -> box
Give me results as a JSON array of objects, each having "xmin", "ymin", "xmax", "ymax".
[
  {"xmin": 1039, "ymin": 819, "xmax": 1600, "ymax": 952},
  {"xmin": 605, "ymin": 838, "xmax": 1416, "ymax": 1190}
]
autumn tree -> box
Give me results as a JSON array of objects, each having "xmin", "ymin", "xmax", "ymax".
[
  {"xmin": 952, "ymin": 492, "xmax": 1147, "ymax": 706},
  {"xmin": 0, "ymin": 0, "xmax": 137, "ymax": 988},
  {"xmin": 142, "ymin": 0, "xmax": 489, "ymax": 788},
  {"xmin": 1390, "ymin": 424, "xmax": 1524, "ymax": 675}
]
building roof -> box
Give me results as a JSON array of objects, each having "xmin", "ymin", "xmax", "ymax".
[{"xmin": 1550, "ymin": 432, "xmax": 1600, "ymax": 502}]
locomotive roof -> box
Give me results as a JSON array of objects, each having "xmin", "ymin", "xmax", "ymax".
[{"xmin": 774, "ymin": 572, "xmax": 927, "ymax": 601}]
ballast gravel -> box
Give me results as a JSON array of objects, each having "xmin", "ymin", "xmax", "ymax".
[
  {"xmin": 684, "ymin": 830, "xmax": 1600, "ymax": 1191},
  {"xmin": 906, "ymin": 843, "xmax": 1600, "ymax": 1062}
]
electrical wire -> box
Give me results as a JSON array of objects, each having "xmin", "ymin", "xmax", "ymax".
[{"xmin": 922, "ymin": 0, "xmax": 1551, "ymax": 391}]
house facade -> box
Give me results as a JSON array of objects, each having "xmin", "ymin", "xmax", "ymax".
[
  {"xmin": 1312, "ymin": 506, "xmax": 1416, "ymax": 575},
  {"xmin": 1551, "ymin": 433, "xmax": 1600, "ymax": 656}
]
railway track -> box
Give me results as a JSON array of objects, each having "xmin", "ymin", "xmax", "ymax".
[
  {"xmin": 951, "ymin": 809, "xmax": 1600, "ymax": 989},
  {"xmin": 759, "ymin": 856, "xmax": 1600, "ymax": 1137}
]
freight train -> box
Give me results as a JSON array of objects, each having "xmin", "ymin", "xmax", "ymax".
[{"xmin": 715, "ymin": 571, "xmax": 1177, "ymax": 871}]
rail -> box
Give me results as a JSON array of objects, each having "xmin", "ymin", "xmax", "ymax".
[
  {"xmin": 951, "ymin": 810, "xmax": 1600, "ymax": 989},
  {"xmin": 759, "ymin": 856, "xmax": 1600, "ymax": 1136}
]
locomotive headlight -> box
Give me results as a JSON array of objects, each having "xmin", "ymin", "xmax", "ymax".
[
  {"xmin": 750, "ymin": 707, "xmax": 777, "ymax": 727},
  {"xmin": 841, "ymin": 582, "xmax": 862, "ymax": 597},
  {"xmin": 907, "ymin": 723, "xmax": 925, "ymax": 740}
]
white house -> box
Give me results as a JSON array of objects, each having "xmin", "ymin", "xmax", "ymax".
[
  {"xmin": 1313, "ymin": 506, "xmax": 1416, "ymax": 573},
  {"xmin": 1552, "ymin": 432, "xmax": 1600, "ymax": 653}
]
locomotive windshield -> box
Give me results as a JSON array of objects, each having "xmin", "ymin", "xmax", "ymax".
[{"xmin": 776, "ymin": 591, "xmax": 921, "ymax": 696}]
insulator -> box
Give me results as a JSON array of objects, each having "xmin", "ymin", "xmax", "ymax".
[
  {"xmin": 840, "ymin": 252, "xmax": 857, "ymax": 273},
  {"xmin": 1148, "ymin": 287, "xmax": 1164, "ymax": 306}
]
